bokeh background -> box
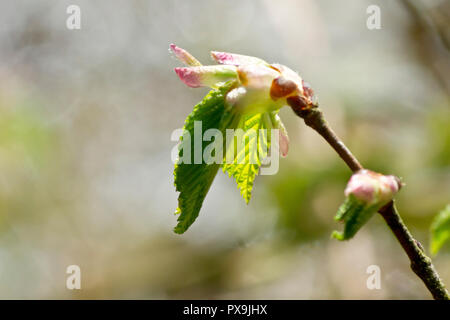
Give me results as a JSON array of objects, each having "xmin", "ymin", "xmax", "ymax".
[{"xmin": 0, "ymin": 0, "xmax": 449, "ymax": 299}]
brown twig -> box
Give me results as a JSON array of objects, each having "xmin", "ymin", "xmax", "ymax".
[{"xmin": 291, "ymin": 106, "xmax": 449, "ymax": 300}]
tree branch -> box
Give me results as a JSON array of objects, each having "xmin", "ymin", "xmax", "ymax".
[{"xmin": 291, "ymin": 106, "xmax": 449, "ymax": 300}]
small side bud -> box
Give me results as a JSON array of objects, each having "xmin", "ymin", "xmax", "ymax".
[{"xmin": 333, "ymin": 169, "xmax": 402, "ymax": 240}]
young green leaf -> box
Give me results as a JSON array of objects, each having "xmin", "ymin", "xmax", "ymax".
[
  {"xmin": 332, "ymin": 195, "xmax": 378, "ymax": 240},
  {"xmin": 174, "ymin": 82, "xmax": 239, "ymax": 234},
  {"xmin": 430, "ymin": 204, "xmax": 450, "ymax": 255},
  {"xmin": 221, "ymin": 112, "xmax": 274, "ymax": 203}
]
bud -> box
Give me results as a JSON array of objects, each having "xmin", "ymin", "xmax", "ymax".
[
  {"xmin": 170, "ymin": 44, "xmax": 317, "ymax": 114},
  {"xmin": 333, "ymin": 170, "xmax": 402, "ymax": 240},
  {"xmin": 170, "ymin": 44, "xmax": 316, "ymax": 158}
]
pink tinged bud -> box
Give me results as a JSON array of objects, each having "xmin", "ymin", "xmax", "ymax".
[
  {"xmin": 174, "ymin": 65, "xmax": 238, "ymax": 88},
  {"xmin": 237, "ymin": 64, "xmax": 280, "ymax": 90},
  {"xmin": 345, "ymin": 170, "xmax": 400, "ymax": 205},
  {"xmin": 171, "ymin": 46, "xmax": 315, "ymax": 115},
  {"xmin": 169, "ymin": 44, "xmax": 202, "ymax": 67},
  {"xmin": 211, "ymin": 51, "xmax": 267, "ymax": 66}
]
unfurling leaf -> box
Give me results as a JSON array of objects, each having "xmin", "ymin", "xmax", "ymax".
[
  {"xmin": 174, "ymin": 82, "xmax": 239, "ymax": 234},
  {"xmin": 430, "ymin": 204, "xmax": 450, "ymax": 255},
  {"xmin": 222, "ymin": 112, "xmax": 274, "ymax": 203},
  {"xmin": 333, "ymin": 169, "xmax": 401, "ymax": 240},
  {"xmin": 332, "ymin": 195, "xmax": 379, "ymax": 240}
]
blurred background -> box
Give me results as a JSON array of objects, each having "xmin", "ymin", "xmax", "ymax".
[{"xmin": 0, "ymin": 0, "xmax": 449, "ymax": 299}]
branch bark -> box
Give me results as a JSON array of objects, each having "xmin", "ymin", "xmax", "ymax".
[{"xmin": 291, "ymin": 106, "xmax": 449, "ymax": 300}]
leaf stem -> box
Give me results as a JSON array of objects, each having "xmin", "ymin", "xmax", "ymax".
[{"xmin": 291, "ymin": 106, "xmax": 449, "ymax": 300}]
